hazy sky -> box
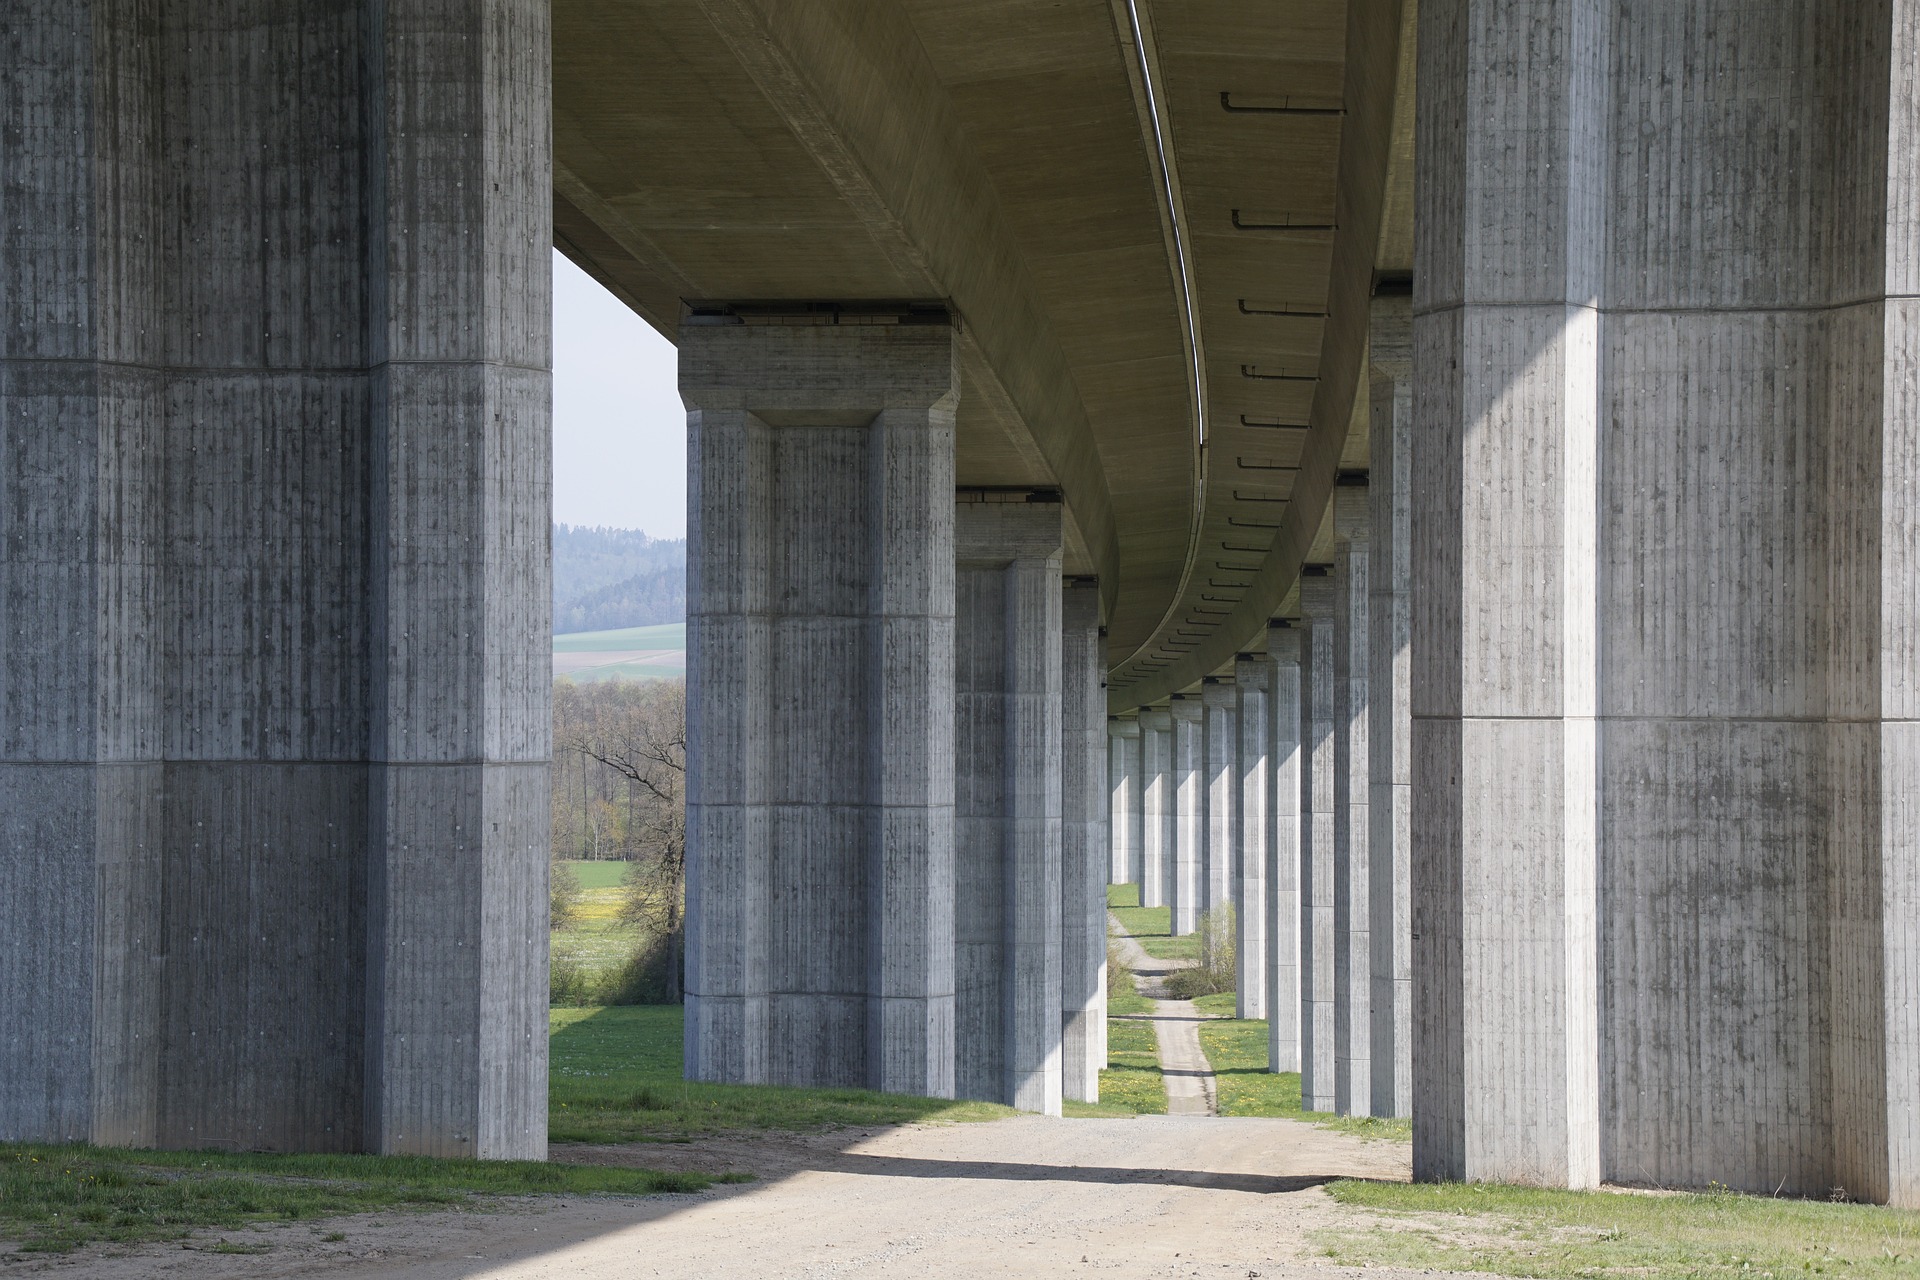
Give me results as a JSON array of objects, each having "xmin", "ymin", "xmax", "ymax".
[{"xmin": 552, "ymin": 250, "xmax": 687, "ymax": 539}]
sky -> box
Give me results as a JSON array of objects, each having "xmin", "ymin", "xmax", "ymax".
[{"xmin": 552, "ymin": 250, "xmax": 687, "ymax": 539}]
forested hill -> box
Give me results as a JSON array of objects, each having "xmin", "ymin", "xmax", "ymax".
[{"xmin": 554, "ymin": 524, "xmax": 686, "ymax": 635}]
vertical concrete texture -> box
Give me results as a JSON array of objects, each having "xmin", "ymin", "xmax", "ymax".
[
  {"xmin": 1332, "ymin": 489, "xmax": 1372, "ymax": 1117},
  {"xmin": 1298, "ymin": 573, "xmax": 1337, "ymax": 1111},
  {"xmin": 1416, "ymin": 0, "xmax": 1920, "ymax": 1204},
  {"xmin": 0, "ymin": 0, "xmax": 551, "ymax": 1158},
  {"xmin": 1202, "ymin": 681, "xmax": 1238, "ymax": 919},
  {"xmin": 1168, "ymin": 698, "xmax": 1205, "ymax": 938},
  {"xmin": 1107, "ymin": 719, "xmax": 1143, "ymax": 887},
  {"xmin": 1234, "ymin": 656, "xmax": 1275, "ymax": 1020},
  {"xmin": 955, "ymin": 499, "xmax": 1064, "ymax": 1116},
  {"xmin": 681, "ymin": 317, "xmax": 958, "ymax": 1099},
  {"xmin": 1138, "ymin": 709, "xmax": 1174, "ymax": 910},
  {"xmin": 1267, "ymin": 628, "xmax": 1304, "ymax": 1073},
  {"xmin": 1368, "ymin": 296, "xmax": 1414, "ymax": 1120},
  {"xmin": 1061, "ymin": 579, "xmax": 1106, "ymax": 1104}
]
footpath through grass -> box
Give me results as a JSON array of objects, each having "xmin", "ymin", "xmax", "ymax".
[
  {"xmin": 1196, "ymin": 1014, "xmax": 1411, "ymax": 1140},
  {"xmin": 1320, "ymin": 1180, "xmax": 1920, "ymax": 1279},
  {"xmin": 550, "ymin": 1006, "xmax": 1015, "ymax": 1141},
  {"xmin": 0, "ymin": 1144, "xmax": 714, "ymax": 1255},
  {"xmin": 1104, "ymin": 883, "xmax": 1199, "ymax": 961}
]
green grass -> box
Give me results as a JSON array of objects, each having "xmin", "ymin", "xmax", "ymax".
[
  {"xmin": 549, "ymin": 1006, "xmax": 1016, "ymax": 1141},
  {"xmin": 560, "ymin": 859, "xmax": 633, "ymax": 890},
  {"xmin": 1196, "ymin": 1016, "xmax": 1411, "ymax": 1141},
  {"xmin": 1106, "ymin": 900, "xmax": 1200, "ymax": 962},
  {"xmin": 1318, "ymin": 1180, "xmax": 1920, "ymax": 1279},
  {"xmin": 551, "ymin": 875, "xmax": 649, "ymax": 1000},
  {"xmin": 1107, "ymin": 883, "xmax": 1141, "ymax": 908},
  {"xmin": 1190, "ymin": 991, "xmax": 1237, "ymax": 1018},
  {"xmin": 552, "ymin": 623, "xmax": 687, "ymax": 652},
  {"xmin": 0, "ymin": 1143, "xmax": 716, "ymax": 1255},
  {"xmin": 1095, "ymin": 1015, "xmax": 1167, "ymax": 1115}
]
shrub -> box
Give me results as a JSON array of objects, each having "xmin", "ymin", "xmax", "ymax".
[
  {"xmin": 549, "ymin": 947, "xmax": 596, "ymax": 1007},
  {"xmin": 1163, "ymin": 905, "xmax": 1236, "ymax": 1000},
  {"xmin": 550, "ymin": 860, "xmax": 584, "ymax": 930},
  {"xmin": 599, "ymin": 931, "xmax": 677, "ymax": 1006}
]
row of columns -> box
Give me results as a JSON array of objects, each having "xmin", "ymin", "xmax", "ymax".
[
  {"xmin": 1106, "ymin": 296, "xmax": 1413, "ymax": 1121},
  {"xmin": 681, "ymin": 313, "xmax": 1107, "ymax": 1116}
]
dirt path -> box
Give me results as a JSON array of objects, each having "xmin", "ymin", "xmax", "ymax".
[{"xmin": 1109, "ymin": 913, "xmax": 1219, "ymax": 1116}]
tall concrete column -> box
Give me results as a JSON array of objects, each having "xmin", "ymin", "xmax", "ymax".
[
  {"xmin": 682, "ymin": 311, "xmax": 957, "ymax": 1099},
  {"xmin": 1202, "ymin": 681, "xmax": 1238, "ymax": 920},
  {"xmin": 1168, "ymin": 697, "xmax": 1205, "ymax": 938},
  {"xmin": 1368, "ymin": 293, "xmax": 1414, "ymax": 1120},
  {"xmin": 1108, "ymin": 720, "xmax": 1143, "ymax": 887},
  {"xmin": 1234, "ymin": 655, "xmax": 1274, "ymax": 1020},
  {"xmin": 1418, "ymin": 0, "xmax": 1920, "ymax": 1204},
  {"xmin": 0, "ymin": 0, "xmax": 550, "ymax": 1157},
  {"xmin": 1061, "ymin": 578, "xmax": 1106, "ymax": 1105},
  {"xmin": 1138, "ymin": 709, "xmax": 1173, "ymax": 910},
  {"xmin": 1333, "ymin": 486, "xmax": 1372, "ymax": 1116},
  {"xmin": 1267, "ymin": 627, "xmax": 1305, "ymax": 1073},
  {"xmin": 955, "ymin": 498, "xmax": 1063, "ymax": 1116},
  {"xmin": 1298, "ymin": 571, "xmax": 1336, "ymax": 1111}
]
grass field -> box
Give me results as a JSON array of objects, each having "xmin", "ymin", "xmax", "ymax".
[
  {"xmin": 553, "ymin": 624, "xmax": 686, "ymax": 683},
  {"xmin": 0, "ymin": 1144, "xmax": 717, "ymax": 1255},
  {"xmin": 1104, "ymin": 883, "xmax": 1199, "ymax": 961},
  {"xmin": 565, "ymin": 859, "xmax": 633, "ymax": 890},
  {"xmin": 553, "ymin": 623, "xmax": 687, "ymax": 653},
  {"xmin": 551, "ymin": 861, "xmax": 648, "ymax": 998},
  {"xmin": 1195, "ymin": 1015, "xmax": 1411, "ymax": 1140},
  {"xmin": 1096, "ymin": 1015, "xmax": 1167, "ymax": 1115},
  {"xmin": 1320, "ymin": 1180, "xmax": 1920, "ymax": 1279},
  {"xmin": 550, "ymin": 1006, "xmax": 1016, "ymax": 1141}
]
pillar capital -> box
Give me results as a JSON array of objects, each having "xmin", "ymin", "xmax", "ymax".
[
  {"xmin": 1108, "ymin": 717, "xmax": 1142, "ymax": 738},
  {"xmin": 1201, "ymin": 681, "xmax": 1237, "ymax": 710},
  {"xmin": 1167, "ymin": 697, "xmax": 1204, "ymax": 724}
]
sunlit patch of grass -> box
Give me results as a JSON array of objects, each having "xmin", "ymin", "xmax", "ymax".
[
  {"xmin": 1194, "ymin": 1016, "xmax": 1410, "ymax": 1141},
  {"xmin": 1319, "ymin": 1180, "xmax": 1920, "ymax": 1278},
  {"xmin": 1094, "ymin": 1015, "xmax": 1167, "ymax": 1115}
]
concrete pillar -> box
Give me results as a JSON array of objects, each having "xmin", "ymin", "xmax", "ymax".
[
  {"xmin": 1267, "ymin": 627, "xmax": 1305, "ymax": 1073},
  {"xmin": 1298, "ymin": 571, "xmax": 1336, "ymax": 1112},
  {"xmin": 1418, "ymin": 0, "xmax": 1920, "ymax": 1204},
  {"xmin": 1061, "ymin": 578, "xmax": 1106, "ymax": 1105},
  {"xmin": 1108, "ymin": 719, "xmax": 1142, "ymax": 887},
  {"xmin": 1203, "ymin": 681, "xmax": 1238, "ymax": 920},
  {"xmin": 955, "ymin": 498, "xmax": 1063, "ymax": 1116},
  {"xmin": 1234, "ymin": 655, "xmax": 1274, "ymax": 1020},
  {"xmin": 1333, "ymin": 486, "xmax": 1372, "ymax": 1116},
  {"xmin": 681, "ymin": 311, "xmax": 957, "ymax": 1099},
  {"xmin": 0, "ymin": 0, "xmax": 550, "ymax": 1158},
  {"xmin": 1138, "ymin": 709, "xmax": 1173, "ymax": 910},
  {"xmin": 1368, "ymin": 294, "xmax": 1414, "ymax": 1120},
  {"xmin": 1168, "ymin": 697, "xmax": 1205, "ymax": 938}
]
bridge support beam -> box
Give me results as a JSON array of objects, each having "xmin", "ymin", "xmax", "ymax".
[
  {"xmin": 1203, "ymin": 683, "xmax": 1239, "ymax": 926},
  {"xmin": 1139, "ymin": 709, "xmax": 1174, "ymax": 910},
  {"xmin": 1333, "ymin": 488, "xmax": 1373, "ymax": 1117},
  {"xmin": 1368, "ymin": 295, "xmax": 1415, "ymax": 1120},
  {"xmin": 1062, "ymin": 579, "xmax": 1106, "ymax": 1103},
  {"xmin": 1416, "ymin": 0, "xmax": 1918, "ymax": 1204},
  {"xmin": 1234, "ymin": 655, "xmax": 1274, "ymax": 1021},
  {"xmin": 955, "ymin": 499, "xmax": 1063, "ymax": 1116},
  {"xmin": 1266, "ymin": 629, "xmax": 1304, "ymax": 1073},
  {"xmin": 1298, "ymin": 571, "xmax": 1337, "ymax": 1112},
  {"xmin": 1168, "ymin": 698, "xmax": 1205, "ymax": 937},
  {"xmin": 0, "ymin": 0, "xmax": 550, "ymax": 1158},
  {"xmin": 681, "ymin": 311, "xmax": 958, "ymax": 1098},
  {"xmin": 1108, "ymin": 719, "xmax": 1143, "ymax": 889}
]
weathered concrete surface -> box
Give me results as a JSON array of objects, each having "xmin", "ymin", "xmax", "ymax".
[
  {"xmin": 1061, "ymin": 580, "xmax": 1107, "ymax": 1103},
  {"xmin": 0, "ymin": 0, "xmax": 551, "ymax": 1158},
  {"xmin": 1167, "ymin": 698, "xmax": 1205, "ymax": 937},
  {"xmin": 956, "ymin": 499, "xmax": 1064, "ymax": 1116},
  {"xmin": 1368, "ymin": 295, "xmax": 1413, "ymax": 1120},
  {"xmin": 1137, "ymin": 708, "xmax": 1173, "ymax": 910},
  {"xmin": 1332, "ymin": 487, "xmax": 1372, "ymax": 1117},
  {"xmin": 1234, "ymin": 655, "xmax": 1274, "ymax": 1020},
  {"xmin": 1298, "ymin": 573, "xmax": 1337, "ymax": 1112},
  {"xmin": 1267, "ymin": 629, "xmax": 1305, "ymax": 1074},
  {"xmin": 1106, "ymin": 719, "xmax": 1142, "ymax": 888},
  {"xmin": 1415, "ymin": 0, "xmax": 1919, "ymax": 1204},
  {"xmin": 1202, "ymin": 681, "xmax": 1238, "ymax": 923},
  {"xmin": 681, "ymin": 316, "xmax": 958, "ymax": 1099}
]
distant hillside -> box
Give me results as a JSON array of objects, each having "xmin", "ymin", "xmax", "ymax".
[{"xmin": 554, "ymin": 524, "xmax": 685, "ymax": 635}]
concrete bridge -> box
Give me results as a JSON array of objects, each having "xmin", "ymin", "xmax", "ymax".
[{"xmin": 2, "ymin": 0, "xmax": 1914, "ymax": 1208}]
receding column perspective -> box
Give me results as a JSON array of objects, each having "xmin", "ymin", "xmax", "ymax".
[
  {"xmin": 1139, "ymin": 709, "xmax": 1174, "ymax": 910},
  {"xmin": 682, "ymin": 310, "xmax": 959, "ymax": 1099},
  {"xmin": 0, "ymin": 0, "xmax": 552, "ymax": 1158},
  {"xmin": 1235, "ymin": 655, "xmax": 1275, "ymax": 1020},
  {"xmin": 1332, "ymin": 485, "xmax": 1372, "ymax": 1117},
  {"xmin": 1108, "ymin": 719, "xmax": 1143, "ymax": 888},
  {"xmin": 1368, "ymin": 292, "xmax": 1414, "ymax": 1120},
  {"xmin": 1061, "ymin": 578, "xmax": 1107, "ymax": 1105},
  {"xmin": 1203, "ymin": 680, "xmax": 1239, "ymax": 920},
  {"xmin": 1169, "ymin": 698, "xmax": 1206, "ymax": 937},
  {"xmin": 1267, "ymin": 626, "xmax": 1305, "ymax": 1073},
  {"xmin": 954, "ymin": 497, "xmax": 1064, "ymax": 1116},
  {"xmin": 1298, "ymin": 571, "xmax": 1337, "ymax": 1112}
]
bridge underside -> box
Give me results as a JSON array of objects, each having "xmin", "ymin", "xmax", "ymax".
[{"xmin": 1, "ymin": 0, "xmax": 1916, "ymax": 1207}]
